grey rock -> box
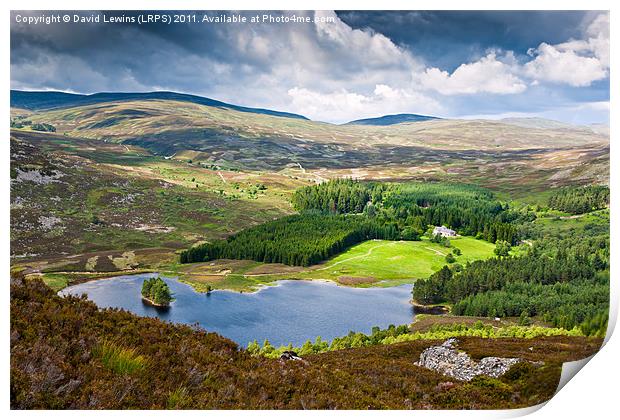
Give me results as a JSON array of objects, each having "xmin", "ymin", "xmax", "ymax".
[
  {"xmin": 280, "ymin": 350, "xmax": 302, "ymax": 361},
  {"xmin": 477, "ymin": 357, "xmax": 522, "ymax": 378},
  {"xmin": 416, "ymin": 339, "xmax": 525, "ymax": 381}
]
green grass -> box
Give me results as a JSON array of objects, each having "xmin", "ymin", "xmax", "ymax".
[
  {"xmin": 166, "ymin": 386, "xmax": 191, "ymax": 409},
  {"xmin": 176, "ymin": 236, "xmax": 498, "ymax": 291},
  {"xmin": 176, "ymin": 260, "xmax": 269, "ymax": 293},
  {"xmin": 304, "ymin": 237, "xmax": 495, "ymax": 283},
  {"xmin": 41, "ymin": 273, "xmax": 70, "ymax": 292},
  {"xmin": 92, "ymin": 340, "xmax": 146, "ymax": 375},
  {"xmin": 222, "ymin": 236, "xmax": 497, "ymax": 289},
  {"xmin": 311, "ymin": 240, "xmax": 446, "ymax": 280},
  {"xmin": 40, "ymin": 271, "xmax": 149, "ymax": 292},
  {"xmin": 185, "ymin": 274, "xmax": 267, "ymax": 293},
  {"xmin": 532, "ymin": 209, "xmax": 609, "ymax": 238},
  {"xmin": 449, "ymin": 236, "xmax": 497, "ymax": 261}
]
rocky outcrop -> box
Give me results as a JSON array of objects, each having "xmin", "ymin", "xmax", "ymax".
[
  {"xmin": 416, "ymin": 339, "xmax": 524, "ymax": 381},
  {"xmin": 280, "ymin": 351, "xmax": 302, "ymax": 361}
]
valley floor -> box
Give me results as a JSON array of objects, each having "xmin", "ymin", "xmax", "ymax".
[
  {"xmin": 19, "ymin": 236, "xmax": 500, "ymax": 293},
  {"xmin": 178, "ymin": 236, "xmax": 500, "ymax": 291}
]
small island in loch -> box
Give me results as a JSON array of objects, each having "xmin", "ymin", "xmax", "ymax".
[{"xmin": 141, "ymin": 277, "xmax": 174, "ymax": 307}]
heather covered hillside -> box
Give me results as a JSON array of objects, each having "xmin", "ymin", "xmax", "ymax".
[{"xmin": 10, "ymin": 278, "xmax": 602, "ymax": 409}]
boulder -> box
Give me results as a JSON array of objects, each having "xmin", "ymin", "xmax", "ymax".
[
  {"xmin": 280, "ymin": 351, "xmax": 302, "ymax": 361},
  {"xmin": 476, "ymin": 357, "xmax": 522, "ymax": 378},
  {"xmin": 416, "ymin": 339, "xmax": 524, "ymax": 381}
]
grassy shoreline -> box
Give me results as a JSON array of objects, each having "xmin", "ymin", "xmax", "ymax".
[
  {"xmin": 31, "ymin": 236, "xmax": 498, "ymax": 293},
  {"xmin": 174, "ymin": 236, "xmax": 498, "ymax": 292}
]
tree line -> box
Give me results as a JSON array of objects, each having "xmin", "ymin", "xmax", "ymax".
[
  {"xmin": 10, "ymin": 118, "xmax": 56, "ymax": 132},
  {"xmin": 181, "ymin": 180, "xmax": 525, "ymax": 266},
  {"xmin": 292, "ymin": 178, "xmax": 384, "ymax": 214},
  {"xmin": 451, "ymin": 281, "xmax": 609, "ymax": 334},
  {"xmin": 248, "ymin": 321, "xmax": 584, "ymax": 359},
  {"xmin": 180, "ymin": 213, "xmax": 402, "ymax": 266},
  {"xmin": 548, "ymin": 185, "xmax": 609, "ymax": 214},
  {"xmin": 413, "ymin": 236, "xmax": 609, "ymax": 334},
  {"xmin": 292, "ymin": 179, "xmax": 519, "ymax": 244}
]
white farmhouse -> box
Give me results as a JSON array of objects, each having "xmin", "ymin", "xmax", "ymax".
[{"xmin": 433, "ymin": 226, "xmax": 456, "ymax": 237}]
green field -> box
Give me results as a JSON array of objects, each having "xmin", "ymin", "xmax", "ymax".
[
  {"xmin": 298, "ymin": 237, "xmax": 496, "ymax": 285},
  {"xmin": 175, "ymin": 236, "xmax": 498, "ymax": 291}
]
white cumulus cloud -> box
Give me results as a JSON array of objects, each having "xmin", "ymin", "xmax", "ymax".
[
  {"xmin": 287, "ymin": 84, "xmax": 442, "ymax": 122},
  {"xmin": 417, "ymin": 52, "xmax": 527, "ymax": 95},
  {"xmin": 523, "ymin": 13, "xmax": 609, "ymax": 87}
]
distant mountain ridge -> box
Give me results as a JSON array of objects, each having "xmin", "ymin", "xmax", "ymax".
[
  {"xmin": 345, "ymin": 113, "xmax": 441, "ymax": 126},
  {"xmin": 10, "ymin": 90, "xmax": 308, "ymax": 121}
]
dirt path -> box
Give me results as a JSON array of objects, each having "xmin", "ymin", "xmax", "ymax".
[
  {"xmin": 424, "ymin": 246, "xmax": 447, "ymax": 256},
  {"xmin": 217, "ymin": 171, "xmax": 227, "ymax": 183},
  {"xmin": 293, "ymin": 162, "xmax": 328, "ymax": 184},
  {"xmin": 295, "ymin": 162, "xmax": 306, "ymax": 173},
  {"xmin": 317, "ymin": 241, "xmax": 394, "ymax": 271},
  {"xmin": 540, "ymin": 214, "xmax": 586, "ymax": 221},
  {"xmin": 559, "ymin": 214, "xmax": 586, "ymax": 220}
]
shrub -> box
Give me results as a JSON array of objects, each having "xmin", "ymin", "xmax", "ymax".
[
  {"xmin": 166, "ymin": 386, "xmax": 191, "ymax": 409},
  {"xmin": 494, "ymin": 241, "xmax": 511, "ymax": 257},
  {"xmin": 30, "ymin": 122, "xmax": 56, "ymax": 132},
  {"xmin": 250, "ymin": 323, "xmax": 582, "ymax": 359},
  {"xmin": 503, "ymin": 362, "xmax": 536, "ymax": 382},
  {"xmin": 92, "ymin": 340, "xmax": 146, "ymax": 375}
]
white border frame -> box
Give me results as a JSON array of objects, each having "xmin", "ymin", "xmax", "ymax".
[{"xmin": 2, "ymin": 1, "xmax": 617, "ymax": 419}]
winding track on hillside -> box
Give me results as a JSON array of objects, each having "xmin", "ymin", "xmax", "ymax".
[
  {"xmin": 424, "ymin": 246, "xmax": 447, "ymax": 256},
  {"xmin": 316, "ymin": 240, "xmax": 396, "ymax": 271}
]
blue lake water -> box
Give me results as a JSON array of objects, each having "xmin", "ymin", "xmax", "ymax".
[{"xmin": 60, "ymin": 274, "xmax": 415, "ymax": 347}]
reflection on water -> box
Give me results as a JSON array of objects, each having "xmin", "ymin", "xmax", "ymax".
[{"xmin": 61, "ymin": 274, "xmax": 415, "ymax": 347}]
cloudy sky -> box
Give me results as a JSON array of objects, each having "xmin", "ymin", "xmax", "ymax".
[{"xmin": 11, "ymin": 10, "xmax": 609, "ymax": 124}]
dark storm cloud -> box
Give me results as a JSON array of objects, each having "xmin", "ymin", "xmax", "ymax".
[
  {"xmin": 337, "ymin": 11, "xmax": 591, "ymax": 70},
  {"xmin": 10, "ymin": 11, "xmax": 238, "ymax": 92},
  {"xmin": 11, "ymin": 10, "xmax": 360, "ymax": 94},
  {"xmin": 10, "ymin": 10, "xmax": 609, "ymax": 124}
]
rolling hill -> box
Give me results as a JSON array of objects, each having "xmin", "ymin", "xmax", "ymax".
[
  {"xmin": 11, "ymin": 90, "xmax": 609, "ymax": 193},
  {"xmin": 346, "ymin": 113, "xmax": 440, "ymax": 126},
  {"xmin": 14, "ymin": 95, "xmax": 607, "ymax": 152},
  {"xmin": 10, "ymin": 90, "xmax": 308, "ymax": 120}
]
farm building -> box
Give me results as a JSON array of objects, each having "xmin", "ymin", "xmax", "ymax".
[{"xmin": 433, "ymin": 226, "xmax": 456, "ymax": 237}]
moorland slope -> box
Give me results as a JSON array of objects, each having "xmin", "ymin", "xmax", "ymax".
[{"xmin": 11, "ymin": 278, "xmax": 602, "ymax": 409}]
